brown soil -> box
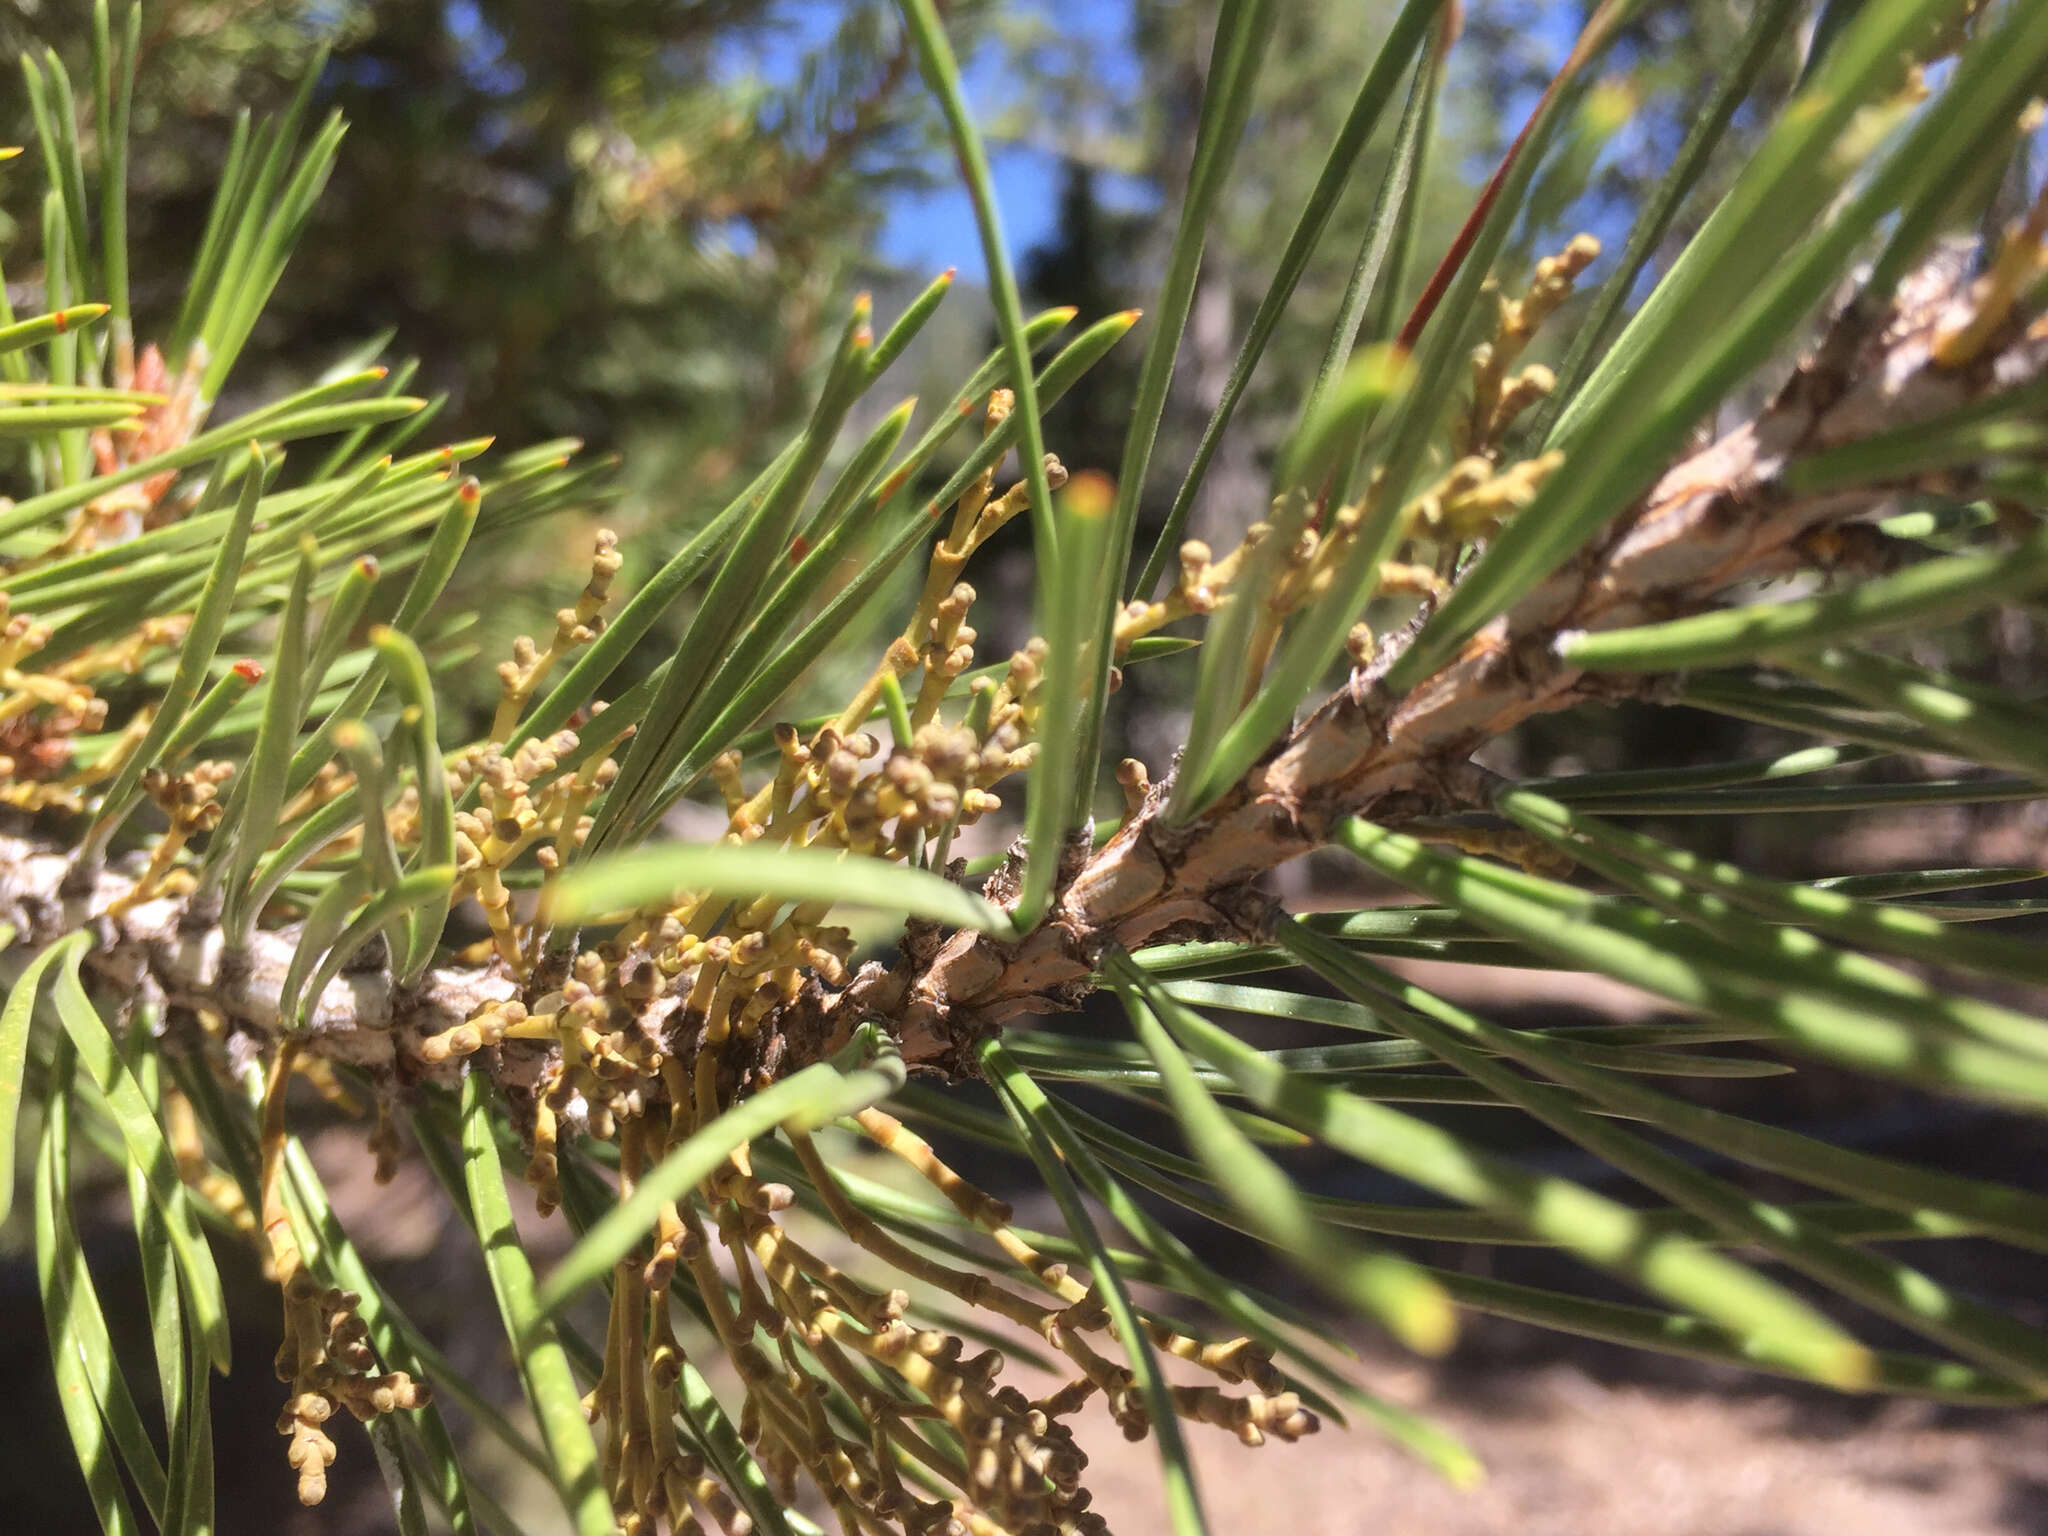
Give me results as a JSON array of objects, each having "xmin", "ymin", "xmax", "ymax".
[{"xmin": 1062, "ymin": 1344, "xmax": 2048, "ymax": 1536}]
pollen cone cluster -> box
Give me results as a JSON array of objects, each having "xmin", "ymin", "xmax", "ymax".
[
  {"xmin": 380, "ymin": 398, "xmax": 1322, "ymax": 1535},
  {"xmin": 0, "ymin": 236, "xmax": 1632, "ymax": 1529}
]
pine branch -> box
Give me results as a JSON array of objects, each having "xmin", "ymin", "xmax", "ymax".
[
  {"xmin": 0, "ymin": 825, "xmax": 515, "ymax": 1070},
  {"xmin": 5, "ymin": 247, "xmax": 2038, "ymax": 1100},
  {"xmin": 839, "ymin": 246, "xmax": 2048, "ymax": 1068}
]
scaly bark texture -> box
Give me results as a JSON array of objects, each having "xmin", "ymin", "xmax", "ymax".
[{"xmin": 2, "ymin": 248, "xmax": 2042, "ymax": 1095}]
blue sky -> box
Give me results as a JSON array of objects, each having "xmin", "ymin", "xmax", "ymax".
[
  {"xmin": 877, "ymin": 1, "xmax": 1146, "ymax": 280},
  {"xmin": 877, "ymin": 141, "xmax": 1064, "ymax": 281},
  {"xmin": 716, "ymin": 0, "xmax": 1144, "ymax": 282}
]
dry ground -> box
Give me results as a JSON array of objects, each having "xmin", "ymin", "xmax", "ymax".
[{"xmin": 1062, "ymin": 1345, "xmax": 2048, "ymax": 1536}]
